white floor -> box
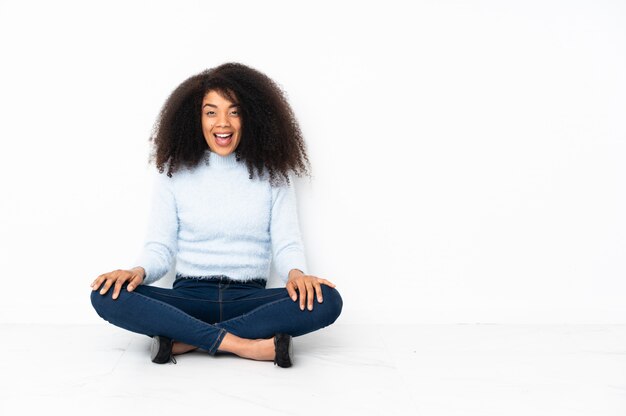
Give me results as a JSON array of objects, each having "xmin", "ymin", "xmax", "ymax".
[{"xmin": 1, "ymin": 323, "xmax": 624, "ymax": 415}]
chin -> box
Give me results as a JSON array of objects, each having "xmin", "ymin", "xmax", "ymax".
[{"xmin": 209, "ymin": 145, "xmax": 235, "ymax": 156}]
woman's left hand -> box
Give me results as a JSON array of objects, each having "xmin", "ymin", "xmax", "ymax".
[{"xmin": 286, "ymin": 269, "xmax": 336, "ymax": 311}]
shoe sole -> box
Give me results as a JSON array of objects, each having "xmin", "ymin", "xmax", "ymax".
[{"xmin": 151, "ymin": 336, "xmax": 174, "ymax": 364}]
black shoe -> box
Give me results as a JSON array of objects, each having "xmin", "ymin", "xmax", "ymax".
[
  {"xmin": 273, "ymin": 333, "xmax": 293, "ymax": 368},
  {"xmin": 151, "ymin": 335, "xmax": 176, "ymax": 364}
]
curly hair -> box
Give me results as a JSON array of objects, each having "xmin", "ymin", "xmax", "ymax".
[{"xmin": 148, "ymin": 62, "xmax": 310, "ymax": 185}]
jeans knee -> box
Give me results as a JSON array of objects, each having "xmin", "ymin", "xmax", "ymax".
[
  {"xmin": 90, "ymin": 290, "xmax": 120, "ymax": 321},
  {"xmin": 320, "ymin": 285, "xmax": 343, "ymax": 325},
  {"xmin": 90, "ymin": 290, "xmax": 105, "ymax": 317}
]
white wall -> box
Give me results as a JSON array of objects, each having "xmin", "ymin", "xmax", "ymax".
[{"xmin": 0, "ymin": 0, "xmax": 624, "ymax": 324}]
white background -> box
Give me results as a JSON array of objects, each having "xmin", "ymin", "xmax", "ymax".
[{"xmin": 0, "ymin": 0, "xmax": 624, "ymax": 325}]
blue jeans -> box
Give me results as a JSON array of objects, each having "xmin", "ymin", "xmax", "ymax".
[{"xmin": 90, "ymin": 275, "xmax": 343, "ymax": 355}]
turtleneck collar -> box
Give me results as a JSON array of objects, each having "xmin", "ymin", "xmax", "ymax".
[{"xmin": 203, "ymin": 150, "xmax": 240, "ymax": 169}]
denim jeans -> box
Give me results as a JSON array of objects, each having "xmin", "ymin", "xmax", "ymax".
[{"xmin": 90, "ymin": 275, "xmax": 343, "ymax": 355}]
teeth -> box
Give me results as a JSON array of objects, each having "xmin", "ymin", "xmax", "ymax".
[{"xmin": 215, "ymin": 133, "xmax": 232, "ymax": 138}]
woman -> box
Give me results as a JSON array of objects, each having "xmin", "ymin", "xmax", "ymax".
[{"xmin": 90, "ymin": 62, "xmax": 343, "ymax": 367}]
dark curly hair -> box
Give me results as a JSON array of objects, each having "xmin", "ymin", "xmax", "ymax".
[{"xmin": 148, "ymin": 62, "xmax": 310, "ymax": 185}]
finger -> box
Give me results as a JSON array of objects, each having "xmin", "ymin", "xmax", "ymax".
[
  {"xmin": 319, "ymin": 278, "xmax": 336, "ymax": 288},
  {"xmin": 112, "ymin": 277, "xmax": 125, "ymax": 300},
  {"xmin": 127, "ymin": 274, "xmax": 141, "ymax": 292},
  {"xmin": 286, "ymin": 281, "xmax": 297, "ymax": 301},
  {"xmin": 99, "ymin": 277, "xmax": 114, "ymax": 295},
  {"xmin": 91, "ymin": 274, "xmax": 107, "ymax": 290},
  {"xmin": 314, "ymin": 281, "xmax": 324, "ymax": 303},
  {"xmin": 305, "ymin": 280, "xmax": 315, "ymax": 311},
  {"xmin": 91, "ymin": 276, "xmax": 101, "ymax": 290},
  {"xmin": 296, "ymin": 280, "xmax": 307, "ymax": 310}
]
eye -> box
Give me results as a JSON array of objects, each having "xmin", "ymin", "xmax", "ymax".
[
  {"xmin": 230, "ymin": 109, "xmax": 239, "ymax": 116},
  {"xmin": 205, "ymin": 111, "xmax": 215, "ymax": 116}
]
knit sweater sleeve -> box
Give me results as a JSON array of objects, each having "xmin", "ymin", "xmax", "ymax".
[
  {"xmin": 270, "ymin": 179, "xmax": 309, "ymax": 284},
  {"xmin": 133, "ymin": 172, "xmax": 178, "ymax": 285}
]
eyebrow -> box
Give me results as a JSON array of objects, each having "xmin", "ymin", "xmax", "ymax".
[{"xmin": 202, "ymin": 103, "xmax": 239, "ymax": 108}]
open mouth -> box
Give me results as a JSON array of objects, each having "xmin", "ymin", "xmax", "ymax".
[{"xmin": 214, "ymin": 133, "xmax": 233, "ymax": 147}]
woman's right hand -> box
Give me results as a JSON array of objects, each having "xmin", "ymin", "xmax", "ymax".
[{"xmin": 91, "ymin": 267, "xmax": 145, "ymax": 300}]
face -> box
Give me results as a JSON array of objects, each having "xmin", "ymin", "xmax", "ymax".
[{"xmin": 201, "ymin": 90, "xmax": 242, "ymax": 156}]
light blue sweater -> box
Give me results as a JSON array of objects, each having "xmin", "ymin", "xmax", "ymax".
[{"xmin": 134, "ymin": 150, "xmax": 308, "ymax": 285}]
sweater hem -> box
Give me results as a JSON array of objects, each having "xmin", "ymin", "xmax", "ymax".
[{"xmin": 174, "ymin": 273, "xmax": 268, "ymax": 283}]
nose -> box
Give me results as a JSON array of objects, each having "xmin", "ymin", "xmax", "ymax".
[{"xmin": 215, "ymin": 112, "xmax": 230, "ymax": 127}]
